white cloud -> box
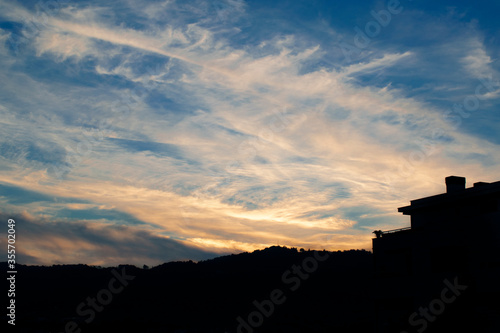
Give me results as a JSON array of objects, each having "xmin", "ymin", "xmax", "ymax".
[
  {"xmin": 34, "ymin": 30, "xmax": 94, "ymax": 59},
  {"xmin": 461, "ymin": 40, "xmax": 494, "ymax": 79}
]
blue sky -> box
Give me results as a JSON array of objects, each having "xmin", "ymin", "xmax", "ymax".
[{"xmin": 0, "ymin": 0, "xmax": 499, "ymax": 266}]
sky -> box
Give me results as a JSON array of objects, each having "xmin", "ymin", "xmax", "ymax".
[{"xmin": 0, "ymin": 0, "xmax": 499, "ymax": 266}]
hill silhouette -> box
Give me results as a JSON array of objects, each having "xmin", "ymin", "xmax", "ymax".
[{"xmin": 3, "ymin": 246, "xmax": 374, "ymax": 333}]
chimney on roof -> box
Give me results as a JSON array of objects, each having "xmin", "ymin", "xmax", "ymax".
[{"xmin": 445, "ymin": 176, "xmax": 466, "ymax": 193}]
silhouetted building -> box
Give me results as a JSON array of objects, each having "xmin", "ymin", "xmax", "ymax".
[{"xmin": 373, "ymin": 176, "xmax": 500, "ymax": 332}]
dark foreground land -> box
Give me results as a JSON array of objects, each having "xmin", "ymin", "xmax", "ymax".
[
  {"xmin": 5, "ymin": 245, "xmax": 494, "ymax": 333},
  {"xmin": 4, "ymin": 247, "xmax": 375, "ymax": 333}
]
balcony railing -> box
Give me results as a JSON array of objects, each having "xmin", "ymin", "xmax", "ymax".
[
  {"xmin": 373, "ymin": 227, "xmax": 411, "ymax": 238},
  {"xmin": 382, "ymin": 227, "xmax": 411, "ymax": 235}
]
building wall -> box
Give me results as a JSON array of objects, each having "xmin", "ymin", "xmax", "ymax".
[{"xmin": 373, "ymin": 182, "xmax": 500, "ymax": 332}]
